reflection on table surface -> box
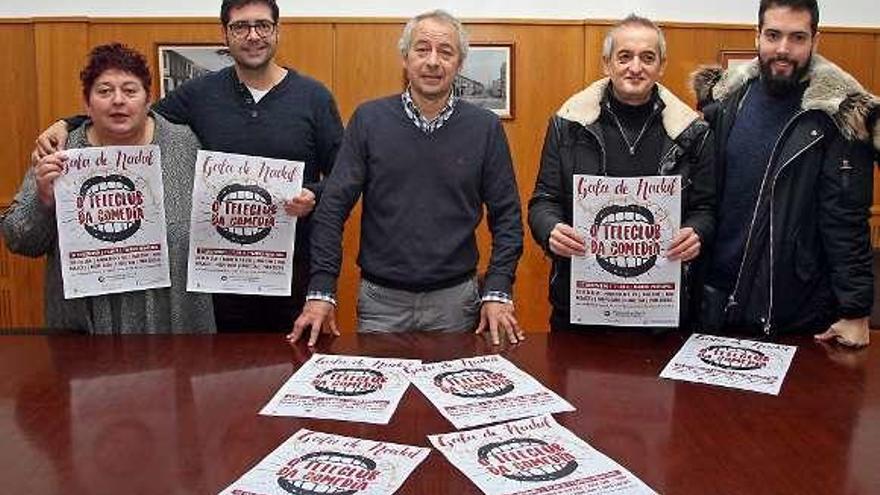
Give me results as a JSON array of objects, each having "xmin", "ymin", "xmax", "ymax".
[{"xmin": 1, "ymin": 331, "xmax": 878, "ymax": 493}]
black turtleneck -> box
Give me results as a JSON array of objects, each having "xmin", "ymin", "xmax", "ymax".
[{"xmin": 598, "ymin": 86, "xmax": 668, "ymax": 177}]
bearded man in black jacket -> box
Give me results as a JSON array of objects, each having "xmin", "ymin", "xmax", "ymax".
[{"xmin": 693, "ymin": 0, "xmax": 880, "ymax": 346}]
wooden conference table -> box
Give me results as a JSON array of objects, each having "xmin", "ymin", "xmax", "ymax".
[{"xmin": 1, "ymin": 330, "xmax": 878, "ymax": 494}]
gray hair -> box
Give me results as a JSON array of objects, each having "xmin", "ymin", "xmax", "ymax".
[
  {"xmin": 398, "ymin": 9, "xmax": 469, "ymax": 62},
  {"xmin": 602, "ymin": 14, "xmax": 667, "ymax": 61}
]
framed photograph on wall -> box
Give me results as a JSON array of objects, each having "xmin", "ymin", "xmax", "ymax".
[
  {"xmin": 719, "ymin": 50, "xmax": 757, "ymax": 69},
  {"xmin": 157, "ymin": 44, "xmax": 234, "ymax": 97},
  {"xmin": 455, "ymin": 42, "xmax": 514, "ymax": 119}
]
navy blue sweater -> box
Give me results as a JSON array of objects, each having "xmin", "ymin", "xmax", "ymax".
[
  {"xmin": 309, "ymin": 95, "xmax": 523, "ymax": 296},
  {"xmin": 709, "ymin": 80, "xmax": 803, "ymax": 291},
  {"xmin": 155, "ymin": 67, "xmax": 343, "ymax": 200}
]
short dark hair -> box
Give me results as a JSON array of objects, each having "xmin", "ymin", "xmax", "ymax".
[
  {"xmin": 220, "ymin": 0, "xmax": 279, "ymax": 26},
  {"xmin": 80, "ymin": 43, "xmax": 151, "ymax": 99},
  {"xmin": 759, "ymin": 0, "xmax": 819, "ymax": 34}
]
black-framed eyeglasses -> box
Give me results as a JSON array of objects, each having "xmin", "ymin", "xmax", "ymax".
[{"xmin": 227, "ymin": 20, "xmax": 277, "ymax": 39}]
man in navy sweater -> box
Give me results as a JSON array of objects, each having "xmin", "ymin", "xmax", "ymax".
[
  {"xmin": 34, "ymin": 0, "xmax": 344, "ymax": 333},
  {"xmin": 288, "ymin": 10, "xmax": 524, "ymax": 346}
]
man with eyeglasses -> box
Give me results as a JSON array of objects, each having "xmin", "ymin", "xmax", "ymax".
[
  {"xmin": 33, "ymin": 0, "xmax": 344, "ymax": 333},
  {"xmin": 693, "ymin": 0, "xmax": 879, "ymax": 346}
]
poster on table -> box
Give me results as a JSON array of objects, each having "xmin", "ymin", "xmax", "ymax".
[
  {"xmin": 218, "ymin": 429, "xmax": 430, "ymax": 495},
  {"xmin": 659, "ymin": 333, "xmax": 797, "ymax": 395},
  {"xmin": 187, "ymin": 150, "xmax": 302, "ymax": 295},
  {"xmin": 429, "ymin": 414, "xmax": 658, "ymax": 495},
  {"xmin": 53, "ymin": 145, "xmax": 170, "ymax": 299},
  {"xmin": 408, "ymin": 355, "xmax": 574, "ymax": 429},
  {"xmin": 570, "ymin": 175, "xmax": 681, "ymax": 327},
  {"xmin": 259, "ymin": 354, "xmax": 420, "ymax": 424}
]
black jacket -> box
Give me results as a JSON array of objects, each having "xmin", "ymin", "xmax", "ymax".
[
  {"xmin": 528, "ymin": 79, "xmax": 715, "ymax": 327},
  {"xmin": 693, "ymin": 55, "xmax": 879, "ymax": 335}
]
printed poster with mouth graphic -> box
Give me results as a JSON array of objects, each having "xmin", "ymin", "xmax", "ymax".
[
  {"xmin": 259, "ymin": 354, "xmax": 420, "ymax": 424},
  {"xmin": 187, "ymin": 150, "xmax": 302, "ymax": 295},
  {"xmin": 659, "ymin": 333, "xmax": 797, "ymax": 395},
  {"xmin": 218, "ymin": 429, "xmax": 430, "ymax": 495},
  {"xmin": 53, "ymin": 145, "xmax": 170, "ymax": 299},
  {"xmin": 408, "ymin": 355, "xmax": 574, "ymax": 429},
  {"xmin": 429, "ymin": 414, "xmax": 658, "ymax": 495},
  {"xmin": 571, "ymin": 175, "xmax": 681, "ymax": 327}
]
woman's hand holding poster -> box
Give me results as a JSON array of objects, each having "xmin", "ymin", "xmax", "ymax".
[{"xmin": 54, "ymin": 145, "xmax": 170, "ymax": 298}]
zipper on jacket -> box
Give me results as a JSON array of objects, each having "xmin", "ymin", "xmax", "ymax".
[
  {"xmin": 582, "ymin": 125, "xmax": 608, "ymax": 175},
  {"xmin": 763, "ymin": 129, "xmax": 824, "ymax": 334},
  {"xmin": 726, "ymin": 109, "xmax": 807, "ymax": 329}
]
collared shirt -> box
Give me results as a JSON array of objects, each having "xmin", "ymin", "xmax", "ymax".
[{"xmin": 401, "ymin": 88, "xmax": 457, "ymax": 134}]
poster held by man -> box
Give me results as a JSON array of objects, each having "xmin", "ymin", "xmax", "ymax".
[
  {"xmin": 187, "ymin": 150, "xmax": 303, "ymax": 296},
  {"xmin": 570, "ymin": 174, "xmax": 681, "ymax": 326}
]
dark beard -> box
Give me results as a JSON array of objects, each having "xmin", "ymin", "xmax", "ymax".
[{"xmin": 759, "ymin": 54, "xmax": 811, "ymax": 96}]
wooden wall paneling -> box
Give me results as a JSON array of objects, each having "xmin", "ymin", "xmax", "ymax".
[
  {"xmin": 0, "ymin": 23, "xmax": 38, "ymax": 202},
  {"xmin": 661, "ymin": 27, "xmax": 727, "ymax": 107},
  {"xmin": 86, "ymin": 22, "xmax": 224, "ymax": 102},
  {"xmin": 0, "ymin": 241, "xmax": 44, "ymax": 327},
  {"xmin": 583, "ymin": 24, "xmax": 606, "ymax": 85},
  {"xmin": 332, "ymin": 23, "xmax": 405, "ymax": 119},
  {"xmin": 467, "ymin": 23, "xmax": 586, "ymax": 331},
  {"xmin": 1, "ymin": 21, "xmax": 43, "ymax": 328},
  {"xmin": 873, "ymin": 33, "xmax": 880, "ymax": 94},
  {"xmin": 33, "ymin": 20, "xmax": 89, "ymax": 128},
  {"xmin": 814, "ymin": 31, "xmax": 875, "ymax": 91},
  {"xmin": 277, "ymin": 22, "xmax": 335, "ymax": 91}
]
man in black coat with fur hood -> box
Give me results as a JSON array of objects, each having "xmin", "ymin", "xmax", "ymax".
[{"xmin": 693, "ymin": 0, "xmax": 879, "ymax": 346}]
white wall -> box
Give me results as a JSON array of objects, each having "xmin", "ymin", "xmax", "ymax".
[{"xmin": 1, "ymin": 0, "xmax": 879, "ymax": 28}]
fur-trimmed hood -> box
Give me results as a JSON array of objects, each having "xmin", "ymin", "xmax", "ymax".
[
  {"xmin": 692, "ymin": 54, "xmax": 880, "ymax": 150},
  {"xmin": 557, "ymin": 78, "xmax": 702, "ymax": 141}
]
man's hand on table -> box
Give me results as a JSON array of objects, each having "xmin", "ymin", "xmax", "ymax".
[
  {"xmin": 476, "ymin": 301, "xmax": 525, "ymax": 346},
  {"xmin": 814, "ymin": 317, "xmax": 870, "ymax": 348},
  {"xmin": 288, "ymin": 300, "xmax": 340, "ymax": 347}
]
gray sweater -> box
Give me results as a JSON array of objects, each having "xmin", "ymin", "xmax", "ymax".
[{"xmin": 1, "ymin": 113, "xmax": 215, "ymax": 333}]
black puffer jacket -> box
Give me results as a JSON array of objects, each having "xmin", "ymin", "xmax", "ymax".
[
  {"xmin": 693, "ymin": 55, "xmax": 880, "ymax": 335},
  {"xmin": 528, "ymin": 79, "xmax": 715, "ymax": 327}
]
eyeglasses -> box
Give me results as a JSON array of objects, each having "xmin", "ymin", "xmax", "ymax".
[{"xmin": 227, "ymin": 20, "xmax": 277, "ymax": 39}]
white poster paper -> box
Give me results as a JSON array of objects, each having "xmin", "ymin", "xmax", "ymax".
[
  {"xmin": 187, "ymin": 150, "xmax": 303, "ymax": 295},
  {"xmin": 54, "ymin": 145, "xmax": 170, "ymax": 299},
  {"xmin": 429, "ymin": 414, "xmax": 658, "ymax": 495},
  {"xmin": 570, "ymin": 175, "xmax": 681, "ymax": 327},
  {"xmin": 659, "ymin": 333, "xmax": 797, "ymax": 395},
  {"xmin": 408, "ymin": 355, "xmax": 574, "ymax": 429},
  {"xmin": 218, "ymin": 429, "xmax": 430, "ymax": 495},
  {"xmin": 259, "ymin": 354, "xmax": 419, "ymax": 424}
]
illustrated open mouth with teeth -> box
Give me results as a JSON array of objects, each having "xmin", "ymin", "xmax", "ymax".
[
  {"xmin": 277, "ymin": 452, "xmax": 377, "ymax": 495},
  {"xmin": 593, "ymin": 204, "xmax": 658, "ymax": 277},
  {"xmin": 79, "ymin": 174, "xmax": 142, "ymax": 242},
  {"xmin": 433, "ymin": 368, "xmax": 515, "ymax": 398},
  {"xmin": 312, "ymin": 368, "xmax": 387, "ymax": 396},
  {"xmin": 214, "ymin": 184, "xmax": 274, "ymax": 244},
  {"xmin": 698, "ymin": 345, "xmax": 769, "ymax": 371},
  {"xmin": 477, "ymin": 438, "xmax": 579, "ymax": 483}
]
